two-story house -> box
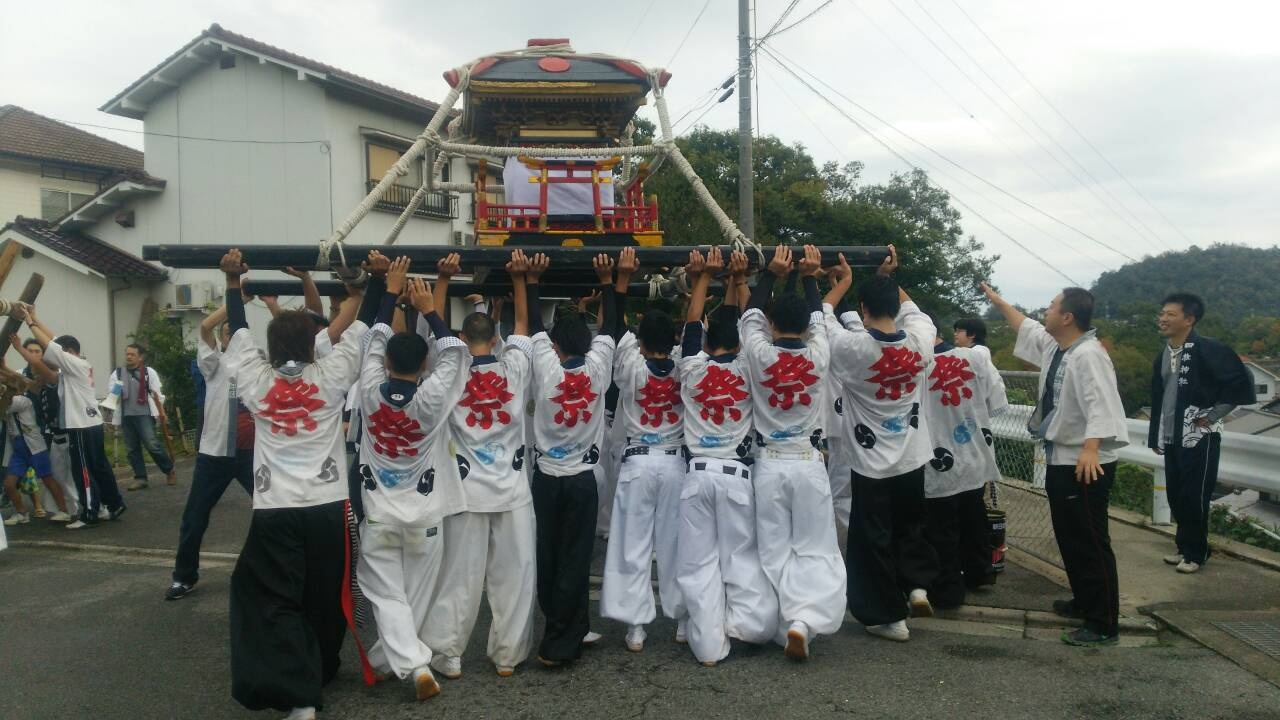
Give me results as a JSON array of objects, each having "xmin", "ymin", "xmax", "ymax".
[{"xmin": 0, "ymin": 24, "xmax": 471, "ymax": 391}]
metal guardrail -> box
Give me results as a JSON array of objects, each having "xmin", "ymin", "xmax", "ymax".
[{"xmin": 365, "ymin": 180, "xmax": 457, "ymax": 220}]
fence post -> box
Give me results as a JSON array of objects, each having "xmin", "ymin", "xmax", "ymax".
[{"xmin": 1151, "ymin": 465, "xmax": 1172, "ymax": 525}]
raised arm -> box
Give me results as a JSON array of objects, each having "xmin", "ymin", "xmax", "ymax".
[
  {"xmin": 284, "ymin": 266, "xmax": 324, "ymax": 317},
  {"xmin": 507, "ymin": 249, "xmax": 530, "ymax": 337},
  {"xmin": 9, "ymin": 333, "xmax": 57, "ymax": 384},
  {"xmin": 18, "ymin": 304, "xmax": 53, "ymax": 348},
  {"xmin": 593, "ymin": 252, "xmax": 616, "ymax": 338},
  {"xmin": 981, "ymin": 281, "xmax": 1025, "ymax": 332},
  {"xmin": 433, "ymin": 252, "xmax": 460, "ymax": 322},
  {"xmin": 684, "ymin": 248, "xmax": 712, "ymax": 324},
  {"xmin": 526, "ymin": 252, "xmax": 548, "ymax": 335},
  {"xmin": 724, "ymin": 249, "xmax": 748, "ymax": 311},
  {"xmin": 379, "ymin": 257, "xmax": 411, "ymax": 327},
  {"xmin": 221, "ymin": 249, "xmax": 250, "ymax": 333},
  {"xmin": 260, "ymin": 295, "xmax": 283, "ymax": 318},
  {"xmin": 797, "ymin": 244, "xmax": 824, "ymax": 314},
  {"xmin": 612, "ymin": 246, "xmax": 638, "ymax": 339},
  {"xmin": 824, "ymin": 253, "xmax": 854, "ymax": 308},
  {"xmin": 749, "ymin": 244, "xmax": 791, "ymax": 311},
  {"xmin": 199, "ymin": 305, "xmax": 228, "ymax": 350}
]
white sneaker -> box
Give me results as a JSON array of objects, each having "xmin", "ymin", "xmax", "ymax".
[
  {"xmin": 625, "ymin": 624, "xmax": 647, "ymax": 652},
  {"xmin": 283, "ymin": 708, "xmax": 315, "ymax": 720},
  {"xmin": 784, "ymin": 620, "xmax": 809, "ymax": 661},
  {"xmin": 97, "ymin": 507, "xmax": 110, "ymax": 521},
  {"xmin": 866, "ymin": 620, "xmax": 910, "ymax": 642},
  {"xmin": 675, "ymin": 619, "xmax": 688, "ymax": 644},
  {"xmin": 48, "ymin": 511, "xmax": 72, "ymax": 522},
  {"xmin": 66, "ymin": 520, "xmax": 88, "ymax": 530},
  {"xmin": 413, "ymin": 666, "xmax": 441, "ymax": 701},
  {"xmin": 429, "ymin": 654, "xmax": 462, "ymax": 679},
  {"xmin": 582, "ymin": 631, "xmax": 603, "ymax": 646},
  {"xmin": 1163, "ymin": 553, "xmax": 1184, "ymax": 566},
  {"xmin": 908, "ymin": 588, "xmax": 934, "ymax": 618},
  {"xmin": 1176, "ymin": 560, "xmax": 1201, "ymax": 574},
  {"xmin": 3, "ymin": 512, "xmax": 29, "ymax": 526}
]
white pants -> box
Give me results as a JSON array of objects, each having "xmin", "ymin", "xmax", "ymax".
[
  {"xmin": 600, "ymin": 450, "xmax": 686, "ymax": 625},
  {"xmin": 41, "ymin": 436, "xmax": 79, "ymax": 516},
  {"xmin": 827, "ymin": 437, "xmax": 852, "ymax": 557},
  {"xmin": 357, "ymin": 521, "xmax": 443, "ymax": 678},
  {"xmin": 595, "ymin": 416, "xmax": 624, "ymax": 535},
  {"xmin": 420, "ymin": 506, "xmax": 537, "ymax": 669},
  {"xmin": 676, "ymin": 458, "xmax": 779, "ymax": 663},
  {"xmin": 754, "ymin": 455, "xmax": 847, "ymax": 640}
]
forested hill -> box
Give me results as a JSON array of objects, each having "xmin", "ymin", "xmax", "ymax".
[{"xmin": 1091, "ymin": 244, "xmax": 1280, "ymax": 320}]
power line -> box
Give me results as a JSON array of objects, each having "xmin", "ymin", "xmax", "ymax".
[
  {"xmin": 766, "ymin": 44, "xmax": 1135, "ymax": 263},
  {"xmin": 666, "ymin": 0, "xmax": 714, "ymax": 68},
  {"xmin": 48, "ymin": 118, "xmax": 328, "ymax": 145},
  {"xmin": 623, "ymin": 0, "xmax": 661, "ymax": 52},
  {"xmin": 878, "ymin": 0, "xmax": 1164, "ymax": 255},
  {"xmin": 900, "ymin": 0, "xmax": 1172, "ymax": 252},
  {"xmin": 946, "ymin": 0, "xmax": 1197, "ymax": 248},
  {"xmin": 759, "ymin": 47, "xmax": 1077, "ymax": 284}
]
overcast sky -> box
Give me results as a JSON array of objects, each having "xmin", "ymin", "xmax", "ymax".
[{"xmin": 3, "ymin": 0, "xmax": 1276, "ymax": 306}]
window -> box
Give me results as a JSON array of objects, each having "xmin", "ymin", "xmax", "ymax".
[
  {"xmin": 366, "ymin": 142, "xmax": 421, "ymax": 188},
  {"xmin": 1259, "ymin": 384, "xmax": 1271, "ymax": 396},
  {"xmin": 40, "ymin": 189, "xmax": 94, "ymax": 221}
]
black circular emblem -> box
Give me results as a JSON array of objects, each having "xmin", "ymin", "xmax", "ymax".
[
  {"xmin": 833, "ymin": 397, "xmax": 844, "ymax": 415},
  {"xmin": 854, "ymin": 424, "xmax": 877, "ymax": 449},
  {"xmin": 930, "ymin": 447, "xmax": 955, "ymax": 472},
  {"xmin": 417, "ymin": 468, "xmax": 436, "ymax": 496},
  {"xmin": 736, "ymin": 434, "xmax": 754, "ymax": 458},
  {"xmin": 810, "ymin": 429, "xmax": 825, "ymax": 450},
  {"xmin": 456, "ymin": 454, "xmax": 471, "ymax": 480},
  {"xmin": 582, "ymin": 444, "xmax": 601, "ymax": 465},
  {"xmin": 908, "ymin": 403, "xmax": 920, "ymax": 429},
  {"xmin": 513, "ymin": 445, "xmax": 525, "ymax": 471},
  {"xmin": 982, "ymin": 428, "xmax": 993, "ymax": 446},
  {"xmin": 359, "ymin": 464, "xmax": 376, "ymax": 491}
]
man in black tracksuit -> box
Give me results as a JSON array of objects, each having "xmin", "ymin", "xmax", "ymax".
[{"xmin": 1149, "ymin": 293, "xmax": 1255, "ymax": 574}]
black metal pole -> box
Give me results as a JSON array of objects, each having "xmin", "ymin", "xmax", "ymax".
[
  {"xmin": 143, "ymin": 244, "xmax": 891, "ymax": 270},
  {"xmin": 241, "ymin": 279, "xmax": 726, "ymax": 299}
]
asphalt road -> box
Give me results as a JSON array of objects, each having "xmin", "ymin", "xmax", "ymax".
[{"xmin": 3, "ymin": 459, "xmax": 1279, "ymax": 719}]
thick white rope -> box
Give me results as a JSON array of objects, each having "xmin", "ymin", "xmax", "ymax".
[
  {"xmin": 383, "ymin": 160, "xmax": 431, "ymax": 247},
  {"xmin": 435, "ymin": 140, "xmax": 660, "ymax": 158}
]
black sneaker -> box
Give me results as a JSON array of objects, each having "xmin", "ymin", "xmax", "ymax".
[
  {"xmin": 1061, "ymin": 628, "xmax": 1118, "ymax": 647},
  {"xmin": 108, "ymin": 503, "xmax": 127, "ymax": 521},
  {"xmin": 165, "ymin": 582, "xmax": 195, "ymax": 601},
  {"xmin": 1052, "ymin": 599, "xmax": 1084, "ymax": 619}
]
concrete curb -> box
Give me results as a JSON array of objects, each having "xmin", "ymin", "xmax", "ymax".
[
  {"xmin": 1108, "ymin": 506, "xmax": 1280, "ymax": 573},
  {"xmin": 938, "ymin": 605, "xmax": 1158, "ymax": 636},
  {"xmin": 11, "ymin": 539, "xmax": 237, "ymax": 562}
]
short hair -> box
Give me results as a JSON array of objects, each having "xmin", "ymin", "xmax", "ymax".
[
  {"xmin": 53, "ymin": 335, "xmax": 80, "ymax": 353},
  {"xmin": 858, "ymin": 275, "xmax": 901, "ymax": 319},
  {"xmin": 22, "ymin": 338, "xmax": 40, "ymax": 350},
  {"xmin": 768, "ymin": 294, "xmax": 809, "ymax": 335},
  {"xmin": 1160, "ymin": 292, "xmax": 1204, "ymax": 324},
  {"xmin": 637, "ymin": 309, "xmax": 676, "ymax": 355},
  {"xmin": 953, "ymin": 318, "xmax": 988, "ymax": 346},
  {"xmin": 1059, "ymin": 287, "xmax": 1094, "ymax": 331},
  {"xmin": 126, "ymin": 343, "xmax": 146, "ymax": 356},
  {"xmin": 266, "ymin": 310, "xmax": 317, "ymax": 367},
  {"xmin": 550, "ymin": 312, "xmax": 592, "ymax": 357},
  {"xmin": 460, "ymin": 312, "xmax": 496, "ymax": 344},
  {"xmin": 705, "ymin": 306, "xmax": 740, "ymax": 352},
  {"xmin": 386, "ymin": 332, "xmax": 428, "ymax": 375}
]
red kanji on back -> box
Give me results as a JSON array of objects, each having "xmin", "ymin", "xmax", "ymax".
[
  {"xmin": 693, "ymin": 365, "xmax": 748, "ymax": 425},
  {"xmin": 551, "ymin": 371, "xmax": 597, "ymax": 427},
  {"xmin": 928, "ymin": 354, "xmax": 975, "ymax": 406},
  {"xmin": 366, "ymin": 403, "xmax": 425, "ymax": 458},
  {"xmin": 637, "ymin": 375, "xmax": 681, "ymax": 428},
  {"xmin": 260, "ymin": 378, "xmax": 325, "ymax": 436},
  {"xmin": 867, "ymin": 346, "xmax": 924, "ymax": 401},
  {"xmin": 761, "ymin": 352, "xmax": 817, "ymax": 410},
  {"xmin": 459, "ymin": 369, "xmax": 514, "ymax": 430}
]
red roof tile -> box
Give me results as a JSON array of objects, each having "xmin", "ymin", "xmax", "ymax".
[
  {"xmin": 0, "ymin": 105, "xmax": 143, "ymax": 172},
  {"xmin": 2, "ymin": 216, "xmax": 166, "ymax": 279}
]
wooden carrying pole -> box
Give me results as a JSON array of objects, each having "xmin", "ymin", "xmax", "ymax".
[
  {"xmin": 241, "ymin": 280, "xmax": 728, "ymax": 300},
  {"xmin": 0, "ymin": 273, "xmax": 44, "ymax": 360}
]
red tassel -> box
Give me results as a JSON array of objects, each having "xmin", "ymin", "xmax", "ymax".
[{"xmin": 340, "ymin": 500, "xmax": 377, "ymax": 686}]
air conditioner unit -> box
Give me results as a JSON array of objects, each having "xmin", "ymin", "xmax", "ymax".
[
  {"xmin": 173, "ymin": 281, "xmax": 213, "ymax": 309},
  {"xmin": 452, "ymin": 230, "xmax": 464, "ymax": 246},
  {"xmin": 452, "ymin": 231, "xmax": 474, "ymax": 246}
]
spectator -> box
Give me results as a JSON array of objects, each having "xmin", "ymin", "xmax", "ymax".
[{"xmin": 109, "ymin": 344, "xmax": 176, "ymax": 490}]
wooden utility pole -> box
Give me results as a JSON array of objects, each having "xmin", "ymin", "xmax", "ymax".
[{"xmin": 737, "ymin": 0, "xmax": 755, "ymax": 240}]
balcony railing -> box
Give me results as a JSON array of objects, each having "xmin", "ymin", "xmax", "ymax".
[{"xmin": 365, "ymin": 180, "xmax": 457, "ymax": 220}]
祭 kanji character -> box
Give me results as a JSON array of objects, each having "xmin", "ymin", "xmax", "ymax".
[
  {"xmin": 260, "ymin": 378, "xmax": 325, "ymax": 436},
  {"xmin": 459, "ymin": 370, "xmax": 514, "ymax": 430},
  {"xmin": 867, "ymin": 346, "xmax": 924, "ymax": 401},
  {"xmin": 693, "ymin": 365, "xmax": 748, "ymax": 425},
  {"xmin": 551, "ymin": 372, "xmax": 597, "ymax": 427},
  {"xmin": 928, "ymin": 354, "xmax": 975, "ymax": 407},
  {"xmin": 760, "ymin": 352, "xmax": 818, "ymax": 410},
  {"xmin": 637, "ymin": 375, "xmax": 682, "ymax": 427},
  {"xmin": 365, "ymin": 403, "xmax": 425, "ymax": 459}
]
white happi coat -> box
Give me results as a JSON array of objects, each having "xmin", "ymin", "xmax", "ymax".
[{"xmin": 922, "ymin": 344, "xmax": 1008, "ymax": 499}]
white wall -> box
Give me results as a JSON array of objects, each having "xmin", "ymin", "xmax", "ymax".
[
  {"xmin": 1247, "ymin": 365, "xmax": 1277, "ymax": 408},
  {"xmin": 0, "ymin": 157, "xmax": 100, "ymax": 223}
]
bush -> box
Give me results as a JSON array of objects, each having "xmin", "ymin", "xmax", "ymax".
[
  {"xmin": 1110, "ymin": 463, "xmax": 1154, "ymax": 515},
  {"xmin": 130, "ymin": 312, "xmax": 197, "ymax": 450},
  {"xmin": 1208, "ymin": 505, "xmax": 1280, "ymax": 554},
  {"xmin": 993, "ymin": 437, "xmax": 1035, "ymax": 483}
]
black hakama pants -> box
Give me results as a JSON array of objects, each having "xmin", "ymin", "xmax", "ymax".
[
  {"xmin": 531, "ymin": 467, "xmax": 598, "ymax": 663},
  {"xmin": 924, "ymin": 486, "xmax": 996, "ymax": 609},
  {"xmin": 846, "ymin": 466, "xmax": 940, "ymax": 626}
]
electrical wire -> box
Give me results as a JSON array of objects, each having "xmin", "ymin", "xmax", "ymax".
[
  {"xmin": 666, "ymin": 0, "xmax": 714, "ymax": 68},
  {"xmin": 44, "ymin": 118, "xmax": 328, "ymax": 145}
]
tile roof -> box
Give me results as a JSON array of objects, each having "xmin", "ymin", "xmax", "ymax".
[
  {"xmin": 2, "ymin": 216, "xmax": 166, "ymax": 280},
  {"xmin": 103, "ymin": 24, "xmax": 443, "ymax": 118},
  {"xmin": 0, "ymin": 105, "xmax": 144, "ymax": 172}
]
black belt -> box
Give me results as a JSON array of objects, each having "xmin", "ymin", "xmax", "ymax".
[
  {"xmin": 623, "ymin": 446, "xmax": 680, "ymax": 460},
  {"xmin": 692, "ymin": 461, "xmax": 750, "ymax": 479}
]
